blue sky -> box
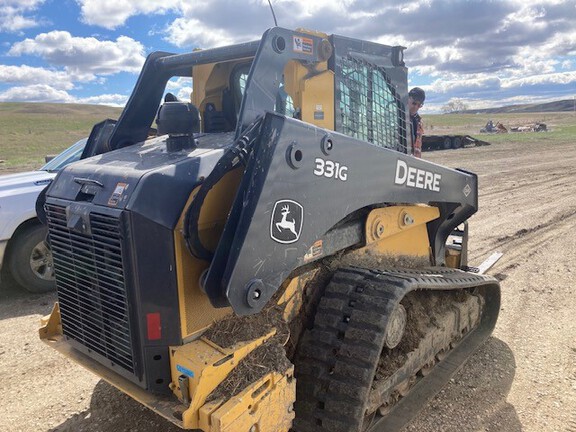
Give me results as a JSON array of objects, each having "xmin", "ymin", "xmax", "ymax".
[{"xmin": 0, "ymin": 0, "xmax": 575, "ymax": 113}]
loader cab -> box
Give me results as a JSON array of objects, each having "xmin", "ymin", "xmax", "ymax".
[
  {"xmin": 82, "ymin": 27, "xmax": 409, "ymax": 159},
  {"xmin": 189, "ymin": 60, "xmax": 253, "ymax": 134},
  {"xmin": 189, "ymin": 58, "xmax": 307, "ymax": 135},
  {"xmin": 186, "ymin": 40, "xmax": 407, "ymax": 149}
]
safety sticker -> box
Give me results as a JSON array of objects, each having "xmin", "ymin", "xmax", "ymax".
[
  {"xmin": 293, "ymin": 36, "xmax": 313, "ymax": 55},
  {"xmin": 271, "ymin": 199, "xmax": 304, "ymax": 244},
  {"xmin": 176, "ymin": 364, "xmax": 195, "ymax": 378},
  {"xmin": 304, "ymin": 240, "xmax": 324, "ymax": 262},
  {"xmin": 108, "ymin": 182, "xmax": 128, "ymax": 206}
]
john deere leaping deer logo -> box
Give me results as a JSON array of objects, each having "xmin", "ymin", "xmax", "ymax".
[{"xmin": 270, "ymin": 199, "xmax": 303, "ymax": 244}]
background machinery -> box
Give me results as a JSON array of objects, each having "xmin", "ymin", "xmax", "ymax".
[
  {"xmin": 39, "ymin": 27, "xmax": 500, "ymax": 432},
  {"xmin": 421, "ymin": 134, "xmax": 492, "ymax": 151}
]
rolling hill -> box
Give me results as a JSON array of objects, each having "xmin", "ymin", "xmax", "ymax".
[{"xmin": 466, "ymin": 98, "xmax": 576, "ymax": 114}]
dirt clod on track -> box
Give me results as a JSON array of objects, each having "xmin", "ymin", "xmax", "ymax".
[{"xmin": 2, "ymin": 136, "xmax": 576, "ymax": 432}]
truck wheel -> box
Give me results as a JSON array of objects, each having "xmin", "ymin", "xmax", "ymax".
[
  {"xmin": 452, "ymin": 137, "xmax": 462, "ymax": 149},
  {"xmin": 442, "ymin": 137, "xmax": 452, "ymax": 150},
  {"xmin": 8, "ymin": 224, "xmax": 56, "ymax": 293}
]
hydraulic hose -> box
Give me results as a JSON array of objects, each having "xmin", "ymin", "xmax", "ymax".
[{"xmin": 183, "ymin": 118, "xmax": 263, "ymax": 261}]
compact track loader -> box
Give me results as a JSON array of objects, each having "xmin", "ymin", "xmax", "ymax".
[{"xmin": 39, "ymin": 27, "xmax": 500, "ymax": 432}]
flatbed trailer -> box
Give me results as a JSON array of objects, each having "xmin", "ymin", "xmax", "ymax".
[{"xmin": 422, "ymin": 134, "xmax": 491, "ymax": 151}]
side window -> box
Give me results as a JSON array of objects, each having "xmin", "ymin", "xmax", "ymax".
[
  {"xmin": 231, "ymin": 64, "xmax": 252, "ymax": 117},
  {"xmin": 233, "ymin": 67, "xmax": 295, "ymax": 118},
  {"xmin": 238, "ymin": 72, "xmax": 248, "ymax": 94},
  {"xmin": 338, "ymin": 56, "xmax": 407, "ymax": 152},
  {"xmin": 275, "ymin": 82, "xmax": 295, "ymax": 117}
]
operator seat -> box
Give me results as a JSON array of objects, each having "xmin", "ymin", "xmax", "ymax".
[{"xmin": 203, "ymin": 89, "xmax": 237, "ymax": 133}]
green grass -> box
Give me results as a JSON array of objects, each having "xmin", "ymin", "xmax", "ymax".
[
  {"xmin": 1, "ymin": 102, "xmax": 575, "ymax": 173},
  {"xmin": 0, "ymin": 102, "xmax": 122, "ymax": 172},
  {"xmin": 422, "ymin": 111, "xmax": 576, "ymax": 145}
]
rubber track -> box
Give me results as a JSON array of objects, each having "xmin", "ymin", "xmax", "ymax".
[{"xmin": 292, "ymin": 266, "xmax": 500, "ymax": 432}]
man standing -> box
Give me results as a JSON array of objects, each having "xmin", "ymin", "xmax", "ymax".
[{"xmin": 408, "ymin": 87, "xmax": 425, "ymax": 158}]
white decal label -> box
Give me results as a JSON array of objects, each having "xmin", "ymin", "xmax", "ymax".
[
  {"xmin": 108, "ymin": 182, "xmax": 129, "ymax": 206},
  {"xmin": 314, "ymin": 158, "xmax": 348, "ymax": 181},
  {"xmin": 394, "ymin": 160, "xmax": 441, "ymax": 192},
  {"xmin": 270, "ymin": 200, "xmax": 304, "ymax": 244}
]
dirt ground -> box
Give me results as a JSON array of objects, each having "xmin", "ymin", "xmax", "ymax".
[{"xmin": 1, "ymin": 136, "xmax": 576, "ymax": 432}]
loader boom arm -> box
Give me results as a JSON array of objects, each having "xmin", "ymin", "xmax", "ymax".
[{"xmin": 204, "ymin": 113, "xmax": 478, "ymax": 315}]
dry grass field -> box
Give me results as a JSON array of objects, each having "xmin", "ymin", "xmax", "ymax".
[
  {"xmin": 0, "ymin": 103, "xmax": 121, "ymax": 172},
  {"xmin": 0, "ymin": 104, "xmax": 575, "ymax": 432}
]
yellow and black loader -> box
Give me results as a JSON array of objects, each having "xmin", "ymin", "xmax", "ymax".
[{"xmin": 38, "ymin": 27, "xmax": 500, "ymax": 432}]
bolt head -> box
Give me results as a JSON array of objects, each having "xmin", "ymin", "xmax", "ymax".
[
  {"xmin": 246, "ymin": 279, "xmax": 265, "ymax": 308},
  {"xmin": 403, "ymin": 213, "xmax": 414, "ymax": 225},
  {"xmin": 372, "ymin": 218, "xmax": 385, "ymax": 239}
]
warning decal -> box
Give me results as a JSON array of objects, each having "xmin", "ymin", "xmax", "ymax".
[
  {"xmin": 108, "ymin": 182, "xmax": 128, "ymax": 206},
  {"xmin": 293, "ymin": 36, "xmax": 314, "ymax": 55}
]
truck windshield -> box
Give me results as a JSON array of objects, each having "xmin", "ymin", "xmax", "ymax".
[{"xmin": 41, "ymin": 138, "xmax": 87, "ymax": 172}]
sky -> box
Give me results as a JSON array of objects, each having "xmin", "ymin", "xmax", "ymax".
[{"xmin": 0, "ymin": 0, "xmax": 575, "ymax": 113}]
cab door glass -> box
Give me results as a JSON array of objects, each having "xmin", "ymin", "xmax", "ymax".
[{"xmin": 235, "ymin": 69, "xmax": 295, "ymax": 118}]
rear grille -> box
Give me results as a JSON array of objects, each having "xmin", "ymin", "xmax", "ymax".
[{"xmin": 46, "ymin": 203, "xmax": 136, "ymax": 375}]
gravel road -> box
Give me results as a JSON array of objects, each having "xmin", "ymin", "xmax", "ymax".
[{"xmin": 1, "ymin": 136, "xmax": 575, "ymax": 432}]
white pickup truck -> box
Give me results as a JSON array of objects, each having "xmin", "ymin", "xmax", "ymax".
[{"xmin": 0, "ymin": 138, "xmax": 86, "ymax": 293}]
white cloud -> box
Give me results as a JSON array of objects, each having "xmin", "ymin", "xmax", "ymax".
[
  {"xmin": 76, "ymin": 0, "xmax": 358, "ymax": 31},
  {"xmin": 8, "ymin": 31, "xmax": 146, "ymax": 75},
  {"xmin": 77, "ymin": 93, "xmax": 128, "ymax": 107},
  {"xmin": 175, "ymin": 87, "xmax": 192, "ymax": 102},
  {"xmin": 165, "ymin": 18, "xmax": 238, "ymax": 48},
  {"xmin": 503, "ymin": 71, "xmax": 576, "ymax": 88},
  {"xmin": 77, "ymin": 0, "xmax": 181, "ymax": 29},
  {"xmin": 0, "ymin": 0, "xmax": 44, "ymax": 7},
  {"xmin": 0, "ymin": 83, "xmax": 128, "ymax": 106},
  {"xmin": 0, "ymin": 0, "xmax": 45, "ymax": 32},
  {"xmin": 541, "ymin": 31, "xmax": 576, "ymax": 57},
  {"xmin": 0, "ymin": 64, "xmax": 96, "ymax": 90},
  {"xmin": 2, "ymin": 31, "xmax": 144, "ymax": 106},
  {"xmin": 1, "ymin": 14, "xmax": 37, "ymax": 32},
  {"xmin": 76, "ymin": 0, "xmax": 364, "ymax": 47},
  {"xmin": 2, "ymin": 0, "xmax": 575, "ymax": 110},
  {"xmin": 272, "ymin": 0, "xmax": 354, "ymax": 16},
  {"xmin": 0, "ymin": 84, "xmax": 72, "ymax": 103},
  {"xmin": 164, "ymin": 77, "xmax": 192, "ymax": 101},
  {"xmin": 166, "ymin": 77, "xmax": 190, "ymax": 91},
  {"xmin": 426, "ymin": 76, "xmax": 502, "ymax": 95}
]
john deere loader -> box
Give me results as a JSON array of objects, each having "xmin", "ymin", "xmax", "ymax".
[{"xmin": 38, "ymin": 27, "xmax": 500, "ymax": 432}]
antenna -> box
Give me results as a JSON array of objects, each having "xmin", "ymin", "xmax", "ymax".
[{"xmin": 267, "ymin": 0, "xmax": 278, "ymax": 27}]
